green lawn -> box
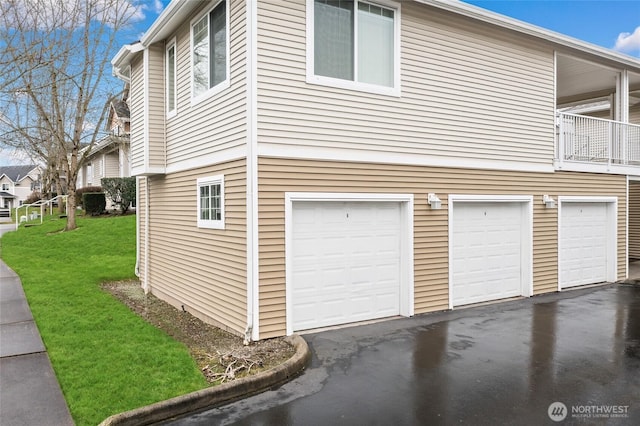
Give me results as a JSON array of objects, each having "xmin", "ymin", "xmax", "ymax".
[{"xmin": 0, "ymin": 215, "xmax": 207, "ymax": 425}]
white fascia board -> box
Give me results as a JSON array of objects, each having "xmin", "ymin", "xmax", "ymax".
[
  {"xmin": 141, "ymin": 0, "xmax": 202, "ymax": 46},
  {"xmin": 554, "ymin": 161, "xmax": 640, "ymax": 176},
  {"xmin": 111, "ymin": 44, "xmax": 130, "ymax": 69},
  {"xmin": 81, "ymin": 136, "xmax": 114, "ymax": 158},
  {"xmin": 112, "ymin": 42, "xmax": 144, "ymax": 80},
  {"xmin": 112, "ymin": 0, "xmax": 198, "ymax": 76},
  {"xmin": 111, "ymin": 42, "xmax": 143, "ymax": 68},
  {"xmin": 417, "ymin": 0, "xmax": 640, "ymax": 71}
]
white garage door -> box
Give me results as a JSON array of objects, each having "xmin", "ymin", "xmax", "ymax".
[
  {"xmin": 452, "ymin": 201, "xmax": 527, "ymax": 306},
  {"xmin": 560, "ymin": 202, "xmax": 610, "ymax": 288},
  {"xmin": 291, "ymin": 201, "xmax": 401, "ymax": 331}
]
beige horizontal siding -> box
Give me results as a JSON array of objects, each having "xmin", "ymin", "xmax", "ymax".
[
  {"xmin": 148, "ymin": 43, "xmax": 166, "ymax": 169},
  {"xmin": 256, "ymin": 0, "xmax": 555, "ymax": 167},
  {"xmin": 257, "ymin": 157, "xmax": 626, "ymax": 339},
  {"xmin": 129, "ymin": 56, "xmax": 145, "ymax": 171},
  {"xmin": 145, "ymin": 159, "xmax": 248, "ymax": 336},
  {"xmin": 105, "ymin": 152, "xmax": 119, "ymax": 177},
  {"xmin": 94, "ymin": 157, "xmax": 103, "ymax": 180},
  {"xmin": 164, "ymin": 0, "xmax": 247, "ymax": 168},
  {"xmin": 630, "ymin": 181, "xmax": 640, "ymax": 259}
]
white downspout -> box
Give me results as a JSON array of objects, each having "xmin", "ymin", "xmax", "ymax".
[
  {"xmin": 143, "ymin": 176, "xmax": 150, "ymax": 293},
  {"xmin": 244, "ymin": 0, "xmax": 259, "ymax": 343},
  {"xmin": 626, "ymin": 175, "xmax": 630, "ymax": 279},
  {"xmin": 141, "ymin": 45, "xmax": 151, "ymax": 293},
  {"xmin": 134, "ymin": 177, "xmax": 141, "ymax": 277}
]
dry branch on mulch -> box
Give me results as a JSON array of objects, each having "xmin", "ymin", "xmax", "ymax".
[{"xmin": 201, "ymin": 351, "xmax": 265, "ymax": 383}]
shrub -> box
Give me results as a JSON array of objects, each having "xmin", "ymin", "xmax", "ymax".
[
  {"xmin": 101, "ymin": 177, "xmax": 136, "ymax": 214},
  {"xmin": 25, "ymin": 191, "xmax": 42, "ymax": 205},
  {"xmin": 76, "ymin": 186, "xmax": 102, "ymax": 207},
  {"xmin": 82, "ymin": 192, "xmax": 106, "ymax": 216}
]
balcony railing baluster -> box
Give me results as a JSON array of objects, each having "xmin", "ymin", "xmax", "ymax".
[{"xmin": 556, "ymin": 112, "xmax": 640, "ymax": 170}]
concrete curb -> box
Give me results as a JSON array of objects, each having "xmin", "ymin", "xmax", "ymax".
[{"xmin": 98, "ymin": 335, "xmax": 310, "ymax": 426}]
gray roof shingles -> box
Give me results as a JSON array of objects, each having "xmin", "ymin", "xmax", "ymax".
[{"xmin": 0, "ymin": 165, "xmax": 38, "ymax": 182}]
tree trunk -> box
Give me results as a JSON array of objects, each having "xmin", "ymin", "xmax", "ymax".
[
  {"xmin": 65, "ymin": 186, "xmax": 76, "ymax": 231},
  {"xmin": 0, "ymin": 0, "xmax": 138, "ymax": 232},
  {"xmin": 64, "ymin": 150, "xmax": 78, "ymax": 231}
]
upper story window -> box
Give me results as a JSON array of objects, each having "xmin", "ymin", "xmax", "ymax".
[
  {"xmin": 191, "ymin": 0, "xmax": 229, "ymax": 102},
  {"xmin": 197, "ymin": 175, "xmax": 225, "ymax": 229},
  {"xmin": 307, "ymin": 0, "xmax": 400, "ymax": 96},
  {"xmin": 87, "ymin": 163, "xmax": 93, "ymax": 184},
  {"xmin": 166, "ymin": 39, "xmax": 177, "ymax": 117},
  {"xmin": 1, "ymin": 183, "xmax": 9, "ymax": 191}
]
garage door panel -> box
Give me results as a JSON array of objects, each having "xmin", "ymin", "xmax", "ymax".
[
  {"xmin": 452, "ymin": 202, "xmax": 526, "ymax": 306},
  {"xmin": 291, "ymin": 201, "xmax": 402, "ymax": 331},
  {"xmin": 560, "ymin": 202, "xmax": 610, "ymax": 288}
]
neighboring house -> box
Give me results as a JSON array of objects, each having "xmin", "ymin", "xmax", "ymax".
[
  {"xmin": 0, "ymin": 165, "xmax": 42, "ymax": 211},
  {"xmin": 112, "ymin": 0, "xmax": 640, "ymax": 341},
  {"xmin": 77, "ymin": 88, "xmax": 131, "ymax": 189}
]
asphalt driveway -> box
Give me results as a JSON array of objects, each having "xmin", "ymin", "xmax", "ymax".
[{"xmin": 164, "ymin": 284, "xmax": 640, "ymax": 425}]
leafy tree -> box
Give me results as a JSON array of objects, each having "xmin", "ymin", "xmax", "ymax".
[
  {"xmin": 0, "ymin": 0, "xmax": 142, "ymax": 230},
  {"xmin": 101, "ymin": 177, "xmax": 135, "ymax": 214}
]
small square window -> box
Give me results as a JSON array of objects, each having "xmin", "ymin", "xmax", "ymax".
[{"xmin": 197, "ymin": 175, "xmax": 225, "ymax": 229}]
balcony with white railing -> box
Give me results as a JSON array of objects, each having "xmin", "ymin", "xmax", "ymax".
[{"xmin": 555, "ymin": 112, "xmax": 640, "ymax": 175}]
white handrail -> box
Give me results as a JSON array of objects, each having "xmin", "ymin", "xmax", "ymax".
[{"xmin": 14, "ymin": 195, "xmax": 69, "ymax": 230}]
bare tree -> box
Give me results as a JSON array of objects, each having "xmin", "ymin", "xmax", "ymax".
[{"xmin": 0, "ymin": 0, "xmax": 142, "ymax": 230}]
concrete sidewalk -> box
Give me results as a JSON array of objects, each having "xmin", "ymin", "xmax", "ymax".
[{"xmin": 0, "ymin": 259, "xmax": 74, "ymax": 426}]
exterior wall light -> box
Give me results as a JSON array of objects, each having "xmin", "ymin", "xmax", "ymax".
[
  {"xmin": 427, "ymin": 193, "xmax": 442, "ymax": 210},
  {"xmin": 542, "ymin": 194, "xmax": 557, "ymax": 209}
]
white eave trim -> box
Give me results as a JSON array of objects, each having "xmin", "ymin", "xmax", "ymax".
[
  {"xmin": 416, "ymin": 0, "xmax": 640, "ymax": 70},
  {"xmin": 112, "ymin": 42, "xmax": 144, "ymax": 80},
  {"xmin": 112, "ymin": 0, "xmax": 200, "ymax": 77},
  {"xmin": 140, "ymin": 0, "xmax": 201, "ymax": 46}
]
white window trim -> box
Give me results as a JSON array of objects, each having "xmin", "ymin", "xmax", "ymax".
[
  {"xmin": 306, "ymin": 0, "xmax": 401, "ymax": 97},
  {"xmin": 190, "ymin": 0, "xmax": 231, "ymax": 105},
  {"xmin": 197, "ymin": 175, "xmax": 225, "ymax": 229},
  {"xmin": 166, "ymin": 37, "xmax": 177, "ymax": 118}
]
